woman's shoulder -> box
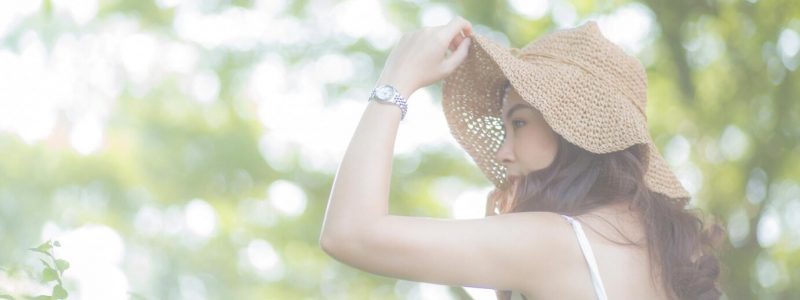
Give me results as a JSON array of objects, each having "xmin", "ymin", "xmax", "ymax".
[
  {"xmin": 499, "ymin": 211, "xmax": 578, "ymax": 240},
  {"xmin": 498, "ymin": 212, "xmax": 601, "ymax": 295},
  {"xmin": 508, "ymin": 208, "xmax": 654, "ymax": 299},
  {"xmin": 497, "ymin": 211, "xmax": 588, "ymax": 268},
  {"xmin": 501, "ymin": 211, "xmax": 576, "ymax": 238}
]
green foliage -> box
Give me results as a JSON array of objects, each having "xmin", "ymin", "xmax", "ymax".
[
  {"xmin": 0, "ymin": 0, "xmax": 798, "ymax": 299},
  {"xmin": 0, "ymin": 241, "xmax": 72, "ymax": 300},
  {"xmin": 29, "ymin": 240, "xmax": 69, "ymax": 300}
]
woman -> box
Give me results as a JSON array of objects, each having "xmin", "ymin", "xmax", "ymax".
[{"xmin": 320, "ymin": 16, "xmax": 724, "ymax": 300}]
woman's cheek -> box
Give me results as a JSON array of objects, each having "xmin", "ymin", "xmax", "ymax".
[{"xmin": 521, "ymin": 127, "xmax": 558, "ymax": 169}]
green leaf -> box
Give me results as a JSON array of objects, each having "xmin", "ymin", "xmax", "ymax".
[
  {"xmin": 29, "ymin": 246, "xmax": 52, "ymax": 256},
  {"xmin": 31, "ymin": 241, "xmax": 53, "ymax": 254},
  {"xmin": 51, "ymin": 285, "xmax": 67, "ymax": 300},
  {"xmin": 39, "ymin": 259, "xmax": 54, "ymax": 270},
  {"xmin": 30, "ymin": 244, "xmax": 56, "ymax": 261},
  {"xmin": 54, "ymin": 260, "xmax": 69, "ymax": 273},
  {"xmin": 31, "ymin": 296, "xmax": 51, "ymax": 300},
  {"xmin": 0, "ymin": 293, "xmax": 14, "ymax": 300},
  {"xmin": 42, "ymin": 268, "xmax": 58, "ymax": 282}
]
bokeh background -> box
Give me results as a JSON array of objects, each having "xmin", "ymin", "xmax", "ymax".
[{"xmin": 0, "ymin": 0, "xmax": 798, "ymax": 299}]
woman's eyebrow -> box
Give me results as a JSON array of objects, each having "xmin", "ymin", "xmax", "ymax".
[{"xmin": 505, "ymin": 104, "xmax": 532, "ymax": 119}]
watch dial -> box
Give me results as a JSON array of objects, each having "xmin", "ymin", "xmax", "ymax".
[{"xmin": 376, "ymin": 86, "xmax": 393, "ymax": 100}]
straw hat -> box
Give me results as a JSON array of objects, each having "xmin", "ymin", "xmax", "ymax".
[{"xmin": 442, "ymin": 21, "xmax": 690, "ymax": 204}]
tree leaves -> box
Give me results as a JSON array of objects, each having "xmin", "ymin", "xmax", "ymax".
[
  {"xmin": 54, "ymin": 260, "xmax": 69, "ymax": 273},
  {"xmin": 25, "ymin": 240, "xmax": 70, "ymax": 300},
  {"xmin": 51, "ymin": 286, "xmax": 68, "ymax": 300},
  {"xmin": 42, "ymin": 268, "xmax": 58, "ymax": 283}
]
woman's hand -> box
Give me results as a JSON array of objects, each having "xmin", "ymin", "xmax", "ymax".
[{"xmin": 375, "ymin": 16, "xmax": 474, "ymax": 99}]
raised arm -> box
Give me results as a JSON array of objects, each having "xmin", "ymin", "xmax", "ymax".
[
  {"xmin": 318, "ymin": 16, "xmax": 569, "ymax": 292},
  {"xmin": 320, "ymin": 15, "xmax": 474, "ymax": 247}
]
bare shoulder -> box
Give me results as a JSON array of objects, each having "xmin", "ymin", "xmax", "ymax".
[{"xmin": 499, "ymin": 211, "xmax": 581, "ymax": 276}]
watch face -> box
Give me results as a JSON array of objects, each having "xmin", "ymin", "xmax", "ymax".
[{"xmin": 375, "ymin": 86, "xmax": 394, "ymax": 100}]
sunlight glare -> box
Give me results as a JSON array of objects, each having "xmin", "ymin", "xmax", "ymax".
[
  {"xmin": 241, "ymin": 239, "xmax": 285, "ymax": 282},
  {"xmin": 55, "ymin": 225, "xmax": 129, "ymax": 300},
  {"xmin": 267, "ymin": 180, "xmax": 307, "ymax": 218},
  {"xmin": 69, "ymin": 116, "xmax": 104, "ymax": 155},
  {"xmin": 184, "ymin": 199, "xmax": 218, "ymax": 238},
  {"xmin": 0, "ymin": 0, "xmax": 42, "ymax": 38},
  {"xmin": 664, "ymin": 135, "xmax": 691, "ymax": 166},
  {"xmin": 719, "ymin": 125, "xmax": 749, "ymax": 161},
  {"xmin": 332, "ymin": 0, "xmax": 400, "ymax": 50},
  {"xmin": 451, "ymin": 186, "xmax": 494, "ymax": 219},
  {"xmin": 509, "ymin": 0, "xmax": 550, "ymax": 20},
  {"xmin": 0, "ymin": 31, "xmax": 56, "ymax": 143},
  {"xmin": 420, "ymin": 4, "xmax": 454, "ymax": 27},
  {"xmin": 52, "ymin": 0, "xmax": 98, "ymax": 26},
  {"xmin": 190, "ymin": 69, "xmax": 220, "ymax": 104},
  {"xmin": 551, "ymin": 0, "xmax": 578, "ymax": 28},
  {"xmin": 596, "ymin": 3, "xmax": 657, "ymax": 55},
  {"xmin": 757, "ymin": 208, "xmax": 781, "ymax": 248}
]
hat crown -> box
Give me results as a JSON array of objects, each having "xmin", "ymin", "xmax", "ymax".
[
  {"xmin": 517, "ymin": 21, "xmax": 649, "ymax": 117},
  {"xmin": 441, "ymin": 21, "xmax": 692, "ymax": 202}
]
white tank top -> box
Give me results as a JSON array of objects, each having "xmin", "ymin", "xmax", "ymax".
[{"xmin": 509, "ymin": 214, "xmax": 609, "ymax": 300}]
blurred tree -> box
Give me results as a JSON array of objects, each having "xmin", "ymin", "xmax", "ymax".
[{"xmin": 0, "ymin": 0, "xmax": 797, "ymax": 299}]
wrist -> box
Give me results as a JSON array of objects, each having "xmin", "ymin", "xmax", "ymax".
[
  {"xmin": 375, "ymin": 74, "xmax": 416, "ymax": 99},
  {"xmin": 369, "ymin": 83, "xmax": 409, "ymax": 121}
]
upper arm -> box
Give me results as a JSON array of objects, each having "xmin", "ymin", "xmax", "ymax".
[{"xmin": 320, "ymin": 211, "xmax": 571, "ymax": 291}]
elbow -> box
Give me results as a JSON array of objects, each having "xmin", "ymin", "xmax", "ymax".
[
  {"xmin": 319, "ymin": 229, "xmax": 352, "ymax": 258},
  {"xmin": 320, "ymin": 218, "xmax": 383, "ymax": 259},
  {"xmin": 319, "ymin": 229, "xmax": 368, "ymax": 261},
  {"xmin": 319, "ymin": 223, "xmax": 364, "ymax": 256},
  {"xmin": 319, "ymin": 233, "xmax": 338, "ymax": 256},
  {"xmin": 319, "ymin": 221, "xmax": 343, "ymax": 255}
]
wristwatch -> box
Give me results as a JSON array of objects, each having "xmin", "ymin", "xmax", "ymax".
[{"xmin": 369, "ymin": 84, "xmax": 408, "ymax": 121}]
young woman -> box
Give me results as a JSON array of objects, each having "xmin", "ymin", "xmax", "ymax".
[{"xmin": 320, "ymin": 16, "xmax": 724, "ymax": 300}]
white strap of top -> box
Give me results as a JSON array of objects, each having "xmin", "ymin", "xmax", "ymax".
[{"xmin": 561, "ymin": 215, "xmax": 609, "ymax": 300}]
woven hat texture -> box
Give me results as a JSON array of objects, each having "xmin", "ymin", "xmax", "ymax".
[{"xmin": 442, "ymin": 21, "xmax": 690, "ymax": 203}]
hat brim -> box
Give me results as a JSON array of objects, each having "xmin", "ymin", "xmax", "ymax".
[{"xmin": 442, "ymin": 34, "xmax": 691, "ymax": 204}]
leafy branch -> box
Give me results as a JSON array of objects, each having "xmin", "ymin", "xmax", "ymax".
[{"xmin": 28, "ymin": 240, "xmax": 70, "ymax": 300}]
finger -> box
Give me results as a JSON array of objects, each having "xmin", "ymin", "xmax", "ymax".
[
  {"xmin": 449, "ymin": 34, "xmax": 464, "ymax": 52},
  {"xmin": 442, "ymin": 16, "xmax": 473, "ymax": 41},
  {"xmin": 442, "ymin": 37, "xmax": 471, "ymax": 74},
  {"xmin": 449, "ymin": 16, "xmax": 473, "ymax": 36}
]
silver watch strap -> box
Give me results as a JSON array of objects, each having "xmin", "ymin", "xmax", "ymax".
[
  {"xmin": 391, "ymin": 91, "xmax": 408, "ymax": 121},
  {"xmin": 370, "ymin": 87, "xmax": 408, "ymax": 121}
]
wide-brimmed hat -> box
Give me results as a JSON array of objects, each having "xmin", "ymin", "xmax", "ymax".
[{"xmin": 442, "ymin": 21, "xmax": 690, "ymax": 204}]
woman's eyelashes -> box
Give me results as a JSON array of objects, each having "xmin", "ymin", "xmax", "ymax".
[{"xmin": 502, "ymin": 119, "xmax": 526, "ymax": 139}]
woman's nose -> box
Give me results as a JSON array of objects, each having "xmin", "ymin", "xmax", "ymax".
[{"xmin": 494, "ymin": 140, "xmax": 514, "ymax": 167}]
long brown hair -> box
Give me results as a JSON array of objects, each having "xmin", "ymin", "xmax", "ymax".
[{"xmin": 486, "ymin": 134, "xmax": 726, "ymax": 300}]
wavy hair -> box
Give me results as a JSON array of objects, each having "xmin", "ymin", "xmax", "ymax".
[{"xmin": 486, "ymin": 133, "xmax": 726, "ymax": 300}]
